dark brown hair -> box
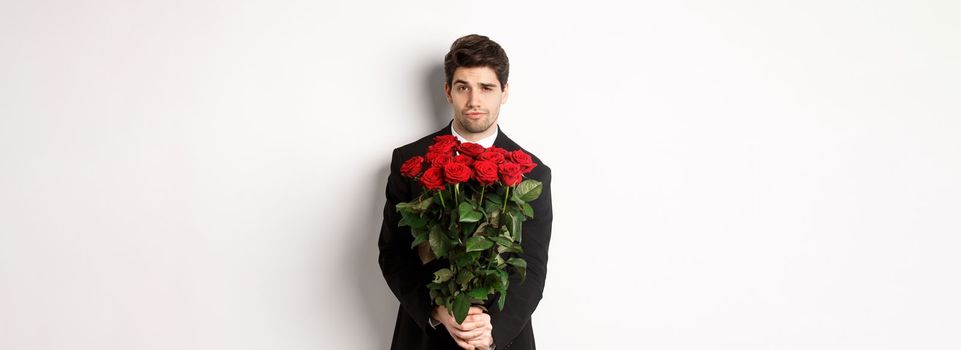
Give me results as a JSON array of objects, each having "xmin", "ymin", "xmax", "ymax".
[{"xmin": 444, "ymin": 34, "xmax": 509, "ymax": 91}]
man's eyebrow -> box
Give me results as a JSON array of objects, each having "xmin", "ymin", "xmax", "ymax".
[{"xmin": 452, "ymin": 80, "xmax": 499, "ymax": 88}]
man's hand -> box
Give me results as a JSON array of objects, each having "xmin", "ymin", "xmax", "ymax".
[{"xmin": 432, "ymin": 305, "xmax": 494, "ymax": 350}]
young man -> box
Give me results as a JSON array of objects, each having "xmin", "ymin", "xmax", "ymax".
[{"xmin": 379, "ymin": 34, "xmax": 553, "ymax": 350}]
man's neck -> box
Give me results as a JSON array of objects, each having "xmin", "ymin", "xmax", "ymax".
[
  {"xmin": 451, "ymin": 120, "xmax": 498, "ymax": 148},
  {"xmin": 452, "ymin": 121, "xmax": 496, "ymax": 142}
]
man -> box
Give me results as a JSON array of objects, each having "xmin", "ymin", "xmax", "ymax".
[{"xmin": 378, "ymin": 34, "xmax": 553, "ymax": 350}]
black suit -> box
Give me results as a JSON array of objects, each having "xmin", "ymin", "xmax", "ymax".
[{"xmin": 379, "ymin": 120, "xmax": 553, "ymax": 350}]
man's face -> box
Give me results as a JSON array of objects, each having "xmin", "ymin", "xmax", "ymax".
[{"xmin": 445, "ymin": 66, "xmax": 509, "ymax": 137}]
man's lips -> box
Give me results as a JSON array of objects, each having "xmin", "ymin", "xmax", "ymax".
[{"xmin": 466, "ymin": 112, "xmax": 486, "ymax": 118}]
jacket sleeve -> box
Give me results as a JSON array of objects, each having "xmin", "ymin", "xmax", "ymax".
[
  {"xmin": 487, "ymin": 166, "xmax": 553, "ymax": 346},
  {"xmin": 378, "ymin": 148, "xmax": 434, "ymax": 331}
]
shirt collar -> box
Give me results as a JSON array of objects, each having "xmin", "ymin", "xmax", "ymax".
[{"xmin": 450, "ymin": 121, "xmax": 499, "ymax": 148}]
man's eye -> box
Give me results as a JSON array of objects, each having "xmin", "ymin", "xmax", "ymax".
[
  {"xmin": 483, "ymin": 87, "xmax": 493, "ymax": 91},
  {"xmin": 458, "ymin": 86, "xmax": 468, "ymax": 91}
]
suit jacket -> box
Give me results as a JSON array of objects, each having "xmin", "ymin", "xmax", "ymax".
[{"xmin": 379, "ymin": 120, "xmax": 553, "ymax": 350}]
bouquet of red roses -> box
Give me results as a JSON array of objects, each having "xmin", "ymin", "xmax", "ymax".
[{"xmin": 395, "ymin": 135, "xmax": 542, "ymax": 324}]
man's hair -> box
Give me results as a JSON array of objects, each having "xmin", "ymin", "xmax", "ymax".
[{"xmin": 444, "ymin": 34, "xmax": 509, "ymax": 91}]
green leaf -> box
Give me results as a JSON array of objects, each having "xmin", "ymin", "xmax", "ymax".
[
  {"xmin": 465, "ymin": 236, "xmax": 494, "ymax": 252},
  {"xmin": 411, "ymin": 195, "xmax": 433, "ymax": 212},
  {"xmin": 520, "ymin": 202, "xmax": 534, "ymax": 218},
  {"xmin": 397, "ymin": 209, "xmax": 412, "ymax": 227},
  {"xmin": 453, "ymin": 251, "xmax": 477, "ymax": 268},
  {"xmin": 497, "ymin": 291, "xmax": 507, "ymax": 310},
  {"xmin": 458, "ymin": 202, "xmax": 482, "ymax": 223},
  {"xmin": 506, "ymin": 212, "xmax": 523, "ymax": 243},
  {"xmin": 456, "ymin": 270, "xmax": 474, "ymax": 288},
  {"xmin": 507, "ymin": 258, "xmax": 527, "ymax": 282},
  {"xmin": 453, "ymin": 292, "xmax": 470, "ymax": 324},
  {"xmin": 484, "ymin": 199, "xmax": 501, "ymax": 216},
  {"xmin": 491, "ymin": 236, "xmax": 513, "ymax": 247},
  {"xmin": 480, "ymin": 271, "xmax": 496, "ymax": 288},
  {"xmin": 429, "ymin": 225, "xmax": 447, "ymax": 258},
  {"xmin": 405, "ymin": 214, "xmax": 427, "ymax": 229},
  {"xmin": 410, "ymin": 231, "xmax": 428, "ymax": 248},
  {"xmin": 498, "ymin": 269, "xmax": 509, "ymax": 286},
  {"xmin": 510, "ymin": 195, "xmax": 525, "ymax": 207},
  {"xmin": 473, "ymin": 222, "xmax": 488, "ymax": 235},
  {"xmin": 468, "ymin": 287, "xmax": 490, "ymax": 300},
  {"xmin": 488, "ymin": 277, "xmax": 501, "ymax": 291},
  {"xmin": 497, "ymin": 244, "xmax": 523, "ymax": 254},
  {"xmin": 513, "ymin": 179, "xmax": 543, "ymax": 202},
  {"xmin": 432, "ymin": 268, "xmax": 453, "ymax": 283},
  {"xmin": 485, "ymin": 193, "xmax": 504, "ymax": 206}
]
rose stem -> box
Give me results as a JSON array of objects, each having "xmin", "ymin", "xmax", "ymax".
[{"xmin": 502, "ymin": 186, "xmax": 510, "ymax": 213}]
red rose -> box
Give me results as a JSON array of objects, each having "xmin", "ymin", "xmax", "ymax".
[
  {"xmin": 443, "ymin": 162, "xmax": 472, "ymax": 184},
  {"xmin": 419, "ymin": 166, "xmax": 445, "ymax": 191},
  {"xmin": 488, "ymin": 146, "xmax": 510, "ymax": 156},
  {"xmin": 452, "ymin": 154, "xmax": 474, "ymax": 167},
  {"xmin": 477, "ymin": 150, "xmax": 505, "ymax": 164},
  {"xmin": 425, "ymin": 151, "xmax": 451, "ymax": 167},
  {"xmin": 457, "ymin": 142, "xmax": 485, "ymax": 157},
  {"xmin": 472, "ymin": 160, "xmax": 499, "ymax": 186},
  {"xmin": 498, "ymin": 162, "xmax": 523, "ymax": 186},
  {"xmin": 400, "ymin": 156, "xmax": 424, "ymax": 178},
  {"xmin": 508, "ymin": 150, "xmax": 537, "ymax": 174},
  {"xmin": 433, "ymin": 135, "xmax": 459, "ymax": 145},
  {"xmin": 429, "ymin": 142, "xmax": 456, "ymax": 154},
  {"xmin": 430, "ymin": 135, "xmax": 460, "ymax": 154}
]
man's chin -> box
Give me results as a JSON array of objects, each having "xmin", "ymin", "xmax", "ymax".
[
  {"xmin": 459, "ymin": 118, "xmax": 494, "ymax": 133},
  {"xmin": 466, "ymin": 124, "xmax": 493, "ymax": 134}
]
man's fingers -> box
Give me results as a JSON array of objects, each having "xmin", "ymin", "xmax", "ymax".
[
  {"xmin": 468, "ymin": 307, "xmax": 485, "ymax": 315},
  {"xmin": 447, "ymin": 317, "xmax": 473, "ymax": 331},
  {"xmin": 454, "ymin": 337, "xmax": 473, "ymax": 350},
  {"xmin": 455, "ymin": 324, "xmax": 493, "ymax": 342},
  {"xmin": 467, "ymin": 336, "xmax": 492, "ymax": 350},
  {"xmin": 457, "ymin": 319, "xmax": 480, "ymax": 330},
  {"xmin": 465, "ymin": 313, "xmax": 491, "ymax": 323},
  {"xmin": 448, "ymin": 322, "xmax": 467, "ymax": 331},
  {"xmin": 459, "ymin": 316, "xmax": 491, "ymax": 330},
  {"xmin": 458, "ymin": 320, "xmax": 491, "ymax": 333},
  {"xmin": 453, "ymin": 327, "xmax": 482, "ymax": 340},
  {"xmin": 449, "ymin": 330, "xmax": 474, "ymax": 349},
  {"xmin": 449, "ymin": 308, "xmax": 491, "ymax": 336}
]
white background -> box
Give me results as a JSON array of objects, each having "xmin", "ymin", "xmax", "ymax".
[{"xmin": 2, "ymin": 1, "xmax": 959, "ymax": 349}]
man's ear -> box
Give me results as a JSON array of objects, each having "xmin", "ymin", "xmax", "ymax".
[
  {"xmin": 444, "ymin": 83, "xmax": 452, "ymax": 103},
  {"xmin": 501, "ymin": 83, "xmax": 509, "ymax": 104}
]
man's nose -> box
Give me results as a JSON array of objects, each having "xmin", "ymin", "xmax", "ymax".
[{"xmin": 467, "ymin": 90, "xmax": 481, "ymax": 106}]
